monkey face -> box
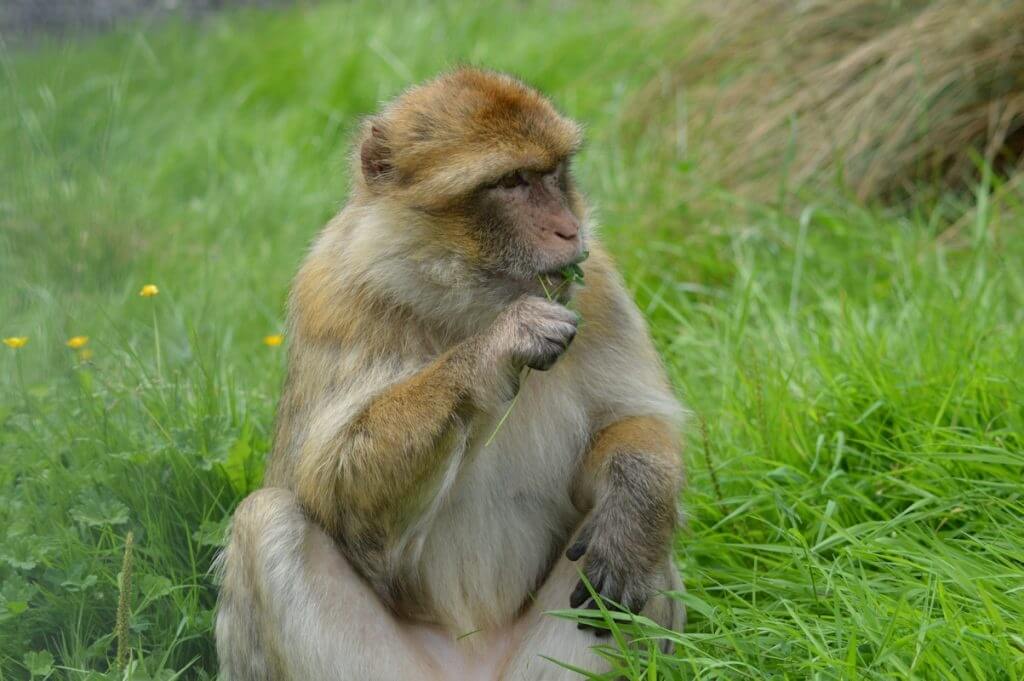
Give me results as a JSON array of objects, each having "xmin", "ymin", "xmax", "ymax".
[
  {"xmin": 468, "ymin": 161, "xmax": 587, "ymax": 283},
  {"xmin": 355, "ymin": 69, "xmax": 589, "ymax": 296}
]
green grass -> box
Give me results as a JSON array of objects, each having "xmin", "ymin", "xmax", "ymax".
[{"xmin": 2, "ymin": 1, "xmax": 1023, "ymax": 679}]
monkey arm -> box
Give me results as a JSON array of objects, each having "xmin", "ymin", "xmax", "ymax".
[
  {"xmin": 565, "ymin": 415, "xmax": 682, "ymax": 624},
  {"xmin": 565, "ymin": 413, "xmax": 683, "ymax": 625},
  {"xmin": 571, "ymin": 415, "xmax": 682, "ymax": 514},
  {"xmin": 560, "ymin": 247, "xmax": 684, "ymax": 623},
  {"xmin": 340, "ymin": 341, "xmax": 486, "ymax": 496},
  {"xmin": 293, "ymin": 338, "xmax": 486, "ymax": 533},
  {"xmin": 570, "ymin": 248, "xmax": 684, "ymax": 520},
  {"xmin": 284, "ymin": 289, "xmax": 577, "ymax": 540}
]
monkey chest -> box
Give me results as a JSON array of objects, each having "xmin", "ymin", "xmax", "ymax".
[{"xmin": 407, "ymin": 370, "xmax": 590, "ymax": 628}]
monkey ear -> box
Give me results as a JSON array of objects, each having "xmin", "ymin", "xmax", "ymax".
[{"xmin": 360, "ymin": 123, "xmax": 393, "ymax": 184}]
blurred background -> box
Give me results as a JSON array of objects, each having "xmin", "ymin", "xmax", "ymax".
[
  {"xmin": 1, "ymin": 0, "xmax": 284, "ymax": 35},
  {"xmin": 1, "ymin": 1, "xmax": 1022, "ymax": 679}
]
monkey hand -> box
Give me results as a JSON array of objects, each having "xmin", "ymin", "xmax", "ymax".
[
  {"xmin": 565, "ymin": 503, "xmax": 668, "ymax": 637},
  {"xmin": 497, "ymin": 295, "xmax": 578, "ymax": 371},
  {"xmin": 472, "ymin": 295, "xmax": 578, "ymax": 410}
]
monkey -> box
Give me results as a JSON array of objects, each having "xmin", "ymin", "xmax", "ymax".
[{"xmin": 215, "ymin": 68, "xmax": 685, "ymax": 681}]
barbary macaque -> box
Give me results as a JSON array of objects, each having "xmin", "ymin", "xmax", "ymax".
[{"xmin": 215, "ymin": 68, "xmax": 685, "ymax": 680}]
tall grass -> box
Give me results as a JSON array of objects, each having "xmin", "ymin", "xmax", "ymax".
[
  {"xmin": 2, "ymin": 1, "xmax": 1023, "ymax": 679},
  {"xmin": 641, "ymin": 0, "xmax": 1024, "ymax": 201}
]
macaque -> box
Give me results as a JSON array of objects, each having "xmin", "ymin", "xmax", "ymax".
[{"xmin": 215, "ymin": 68, "xmax": 685, "ymax": 681}]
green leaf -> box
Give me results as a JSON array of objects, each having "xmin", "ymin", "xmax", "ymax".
[
  {"xmin": 70, "ymin": 490, "xmax": 130, "ymax": 527},
  {"xmin": 1, "ymin": 574, "xmax": 38, "ymax": 617},
  {"xmin": 120, "ymin": 661, "xmax": 176, "ymax": 681},
  {"xmin": 81, "ymin": 673, "xmax": 118, "ymax": 681},
  {"xmin": 23, "ymin": 650, "xmax": 54, "ymax": 678},
  {"xmin": 192, "ymin": 517, "xmax": 230, "ymax": 548},
  {"xmin": 0, "ymin": 530, "xmax": 52, "ymax": 571},
  {"xmin": 219, "ymin": 423, "xmax": 263, "ymax": 495},
  {"xmin": 558, "ymin": 249, "xmax": 589, "ymax": 285},
  {"xmin": 0, "ymin": 545, "xmax": 39, "ymax": 571},
  {"xmin": 60, "ymin": 563, "xmax": 98, "ymax": 593},
  {"xmin": 140, "ymin": 573, "xmax": 174, "ymax": 600},
  {"xmin": 1, "ymin": 573, "xmax": 37, "ymax": 606},
  {"xmin": 76, "ymin": 368, "xmax": 94, "ymax": 393}
]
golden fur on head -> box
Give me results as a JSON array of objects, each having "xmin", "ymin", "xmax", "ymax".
[{"xmin": 355, "ymin": 68, "xmax": 583, "ymax": 207}]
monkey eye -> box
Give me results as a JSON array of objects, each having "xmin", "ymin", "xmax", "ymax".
[{"xmin": 495, "ymin": 170, "xmax": 528, "ymax": 189}]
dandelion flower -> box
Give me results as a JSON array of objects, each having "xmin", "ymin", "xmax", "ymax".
[
  {"xmin": 139, "ymin": 284, "xmax": 160, "ymax": 297},
  {"xmin": 66, "ymin": 336, "xmax": 89, "ymax": 349},
  {"xmin": 3, "ymin": 337, "xmax": 28, "ymax": 349},
  {"xmin": 263, "ymin": 334, "xmax": 284, "ymax": 347}
]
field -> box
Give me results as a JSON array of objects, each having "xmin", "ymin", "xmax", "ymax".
[{"xmin": 2, "ymin": 1, "xmax": 1023, "ymax": 678}]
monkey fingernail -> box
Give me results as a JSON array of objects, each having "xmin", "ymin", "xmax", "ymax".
[
  {"xmin": 542, "ymin": 335, "xmax": 567, "ymax": 350},
  {"xmin": 565, "ymin": 541, "xmax": 586, "ymax": 561},
  {"xmin": 569, "ymin": 582, "xmax": 590, "ymax": 608},
  {"xmin": 575, "ymin": 622, "xmax": 610, "ymax": 638}
]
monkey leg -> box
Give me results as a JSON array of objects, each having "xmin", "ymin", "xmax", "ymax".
[
  {"xmin": 499, "ymin": 547, "xmax": 685, "ymax": 680},
  {"xmin": 215, "ymin": 487, "xmax": 443, "ymax": 681}
]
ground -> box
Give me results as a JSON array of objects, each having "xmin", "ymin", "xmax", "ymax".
[{"xmin": 1, "ymin": 1, "xmax": 1022, "ymax": 679}]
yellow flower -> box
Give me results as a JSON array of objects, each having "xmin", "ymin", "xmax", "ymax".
[
  {"xmin": 263, "ymin": 334, "xmax": 284, "ymax": 347},
  {"xmin": 78, "ymin": 348, "xmax": 95, "ymax": 361},
  {"xmin": 139, "ymin": 284, "xmax": 160, "ymax": 297},
  {"xmin": 66, "ymin": 336, "xmax": 89, "ymax": 349},
  {"xmin": 3, "ymin": 337, "xmax": 28, "ymax": 349}
]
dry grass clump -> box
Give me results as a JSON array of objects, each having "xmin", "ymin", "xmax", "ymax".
[{"xmin": 645, "ymin": 0, "xmax": 1024, "ymax": 201}]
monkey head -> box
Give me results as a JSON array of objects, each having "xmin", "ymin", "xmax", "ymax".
[{"xmin": 354, "ymin": 68, "xmax": 588, "ymax": 296}]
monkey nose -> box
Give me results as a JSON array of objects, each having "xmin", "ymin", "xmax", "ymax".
[{"xmin": 553, "ymin": 218, "xmax": 579, "ymax": 241}]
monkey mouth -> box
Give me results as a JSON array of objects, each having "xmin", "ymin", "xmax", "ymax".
[
  {"xmin": 538, "ymin": 266, "xmax": 567, "ymax": 280},
  {"xmin": 534, "ymin": 268, "xmax": 578, "ymax": 301},
  {"xmin": 536, "ymin": 269, "xmax": 567, "ymax": 288},
  {"xmin": 490, "ymin": 251, "xmax": 586, "ymax": 299}
]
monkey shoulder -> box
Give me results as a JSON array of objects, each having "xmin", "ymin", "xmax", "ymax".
[
  {"xmin": 570, "ymin": 245, "xmax": 682, "ymax": 429},
  {"xmin": 574, "ymin": 245, "xmax": 648, "ymax": 346}
]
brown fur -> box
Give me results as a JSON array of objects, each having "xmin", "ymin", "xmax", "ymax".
[
  {"xmin": 295, "ymin": 340, "xmax": 479, "ymax": 527},
  {"xmin": 354, "ymin": 69, "xmax": 582, "ymax": 208},
  {"xmin": 217, "ymin": 68, "xmax": 685, "ymax": 681},
  {"xmin": 572, "ymin": 415, "xmax": 680, "ymax": 511}
]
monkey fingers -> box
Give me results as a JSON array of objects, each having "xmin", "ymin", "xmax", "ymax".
[
  {"xmin": 569, "ymin": 569, "xmax": 613, "ymax": 637},
  {"xmin": 568, "ymin": 566, "xmax": 603, "ymax": 609},
  {"xmin": 566, "ymin": 523, "xmax": 655, "ymax": 636},
  {"xmin": 504, "ymin": 296, "xmax": 579, "ymax": 372},
  {"xmin": 526, "ymin": 329, "xmax": 577, "ymax": 371},
  {"xmin": 578, "ymin": 600, "xmax": 612, "ymax": 638}
]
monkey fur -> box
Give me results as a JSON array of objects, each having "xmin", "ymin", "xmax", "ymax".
[{"xmin": 216, "ymin": 68, "xmax": 685, "ymax": 681}]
